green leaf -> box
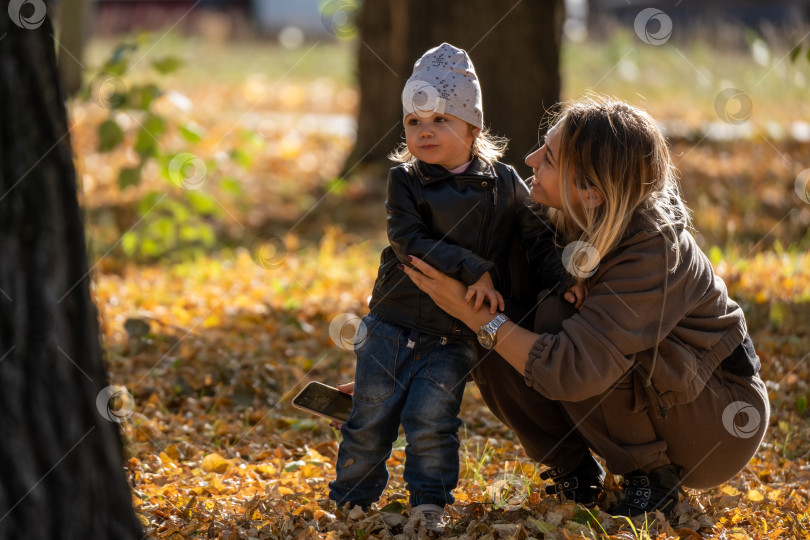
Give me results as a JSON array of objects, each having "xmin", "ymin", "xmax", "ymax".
[
  {"xmin": 134, "ymin": 128, "xmax": 158, "ymax": 159},
  {"xmin": 134, "ymin": 115, "xmax": 165, "ymax": 159},
  {"xmin": 110, "ymin": 42, "xmax": 138, "ymax": 65},
  {"xmin": 137, "ymin": 191, "xmax": 164, "ymax": 215},
  {"xmin": 98, "ymin": 119, "xmax": 124, "ymax": 152},
  {"xmin": 572, "ymin": 506, "xmax": 600, "ymax": 526},
  {"xmin": 186, "ymin": 191, "xmax": 219, "ymax": 216},
  {"xmin": 797, "ymin": 395, "xmax": 808, "ymax": 415},
  {"xmin": 198, "ymin": 224, "xmax": 216, "ymax": 247},
  {"xmin": 790, "ymin": 43, "xmax": 802, "ymax": 63},
  {"xmin": 103, "ymin": 42, "xmax": 138, "ymax": 76},
  {"xmin": 143, "ymin": 114, "xmax": 167, "ymax": 137},
  {"xmin": 118, "ymin": 166, "xmax": 141, "ymax": 189},
  {"xmin": 140, "ymin": 237, "xmax": 160, "ymax": 258},
  {"xmin": 153, "ymin": 217, "xmax": 175, "ymax": 243},
  {"xmin": 324, "ymin": 177, "xmax": 347, "ymax": 195},
  {"xmin": 807, "ymin": 46, "xmax": 810, "ymax": 63},
  {"xmin": 151, "ymin": 55, "xmax": 184, "ymax": 74},
  {"xmin": 166, "ymin": 199, "xmax": 190, "ymax": 221},
  {"xmin": 229, "ymin": 148, "xmax": 252, "ymax": 169},
  {"xmin": 529, "ymin": 518, "xmax": 556, "ymax": 534},
  {"xmin": 220, "ymin": 177, "xmax": 243, "ymax": 196},
  {"xmin": 179, "ymin": 225, "xmax": 201, "ymax": 242},
  {"xmin": 121, "ymin": 231, "xmax": 138, "ymax": 256},
  {"xmin": 127, "ymin": 84, "xmax": 162, "ymax": 111},
  {"xmin": 104, "ymin": 60, "xmax": 128, "ymax": 77},
  {"xmin": 179, "ymin": 123, "xmax": 206, "ymax": 144},
  {"xmin": 238, "ymin": 129, "xmax": 264, "ymax": 148},
  {"xmin": 379, "ymin": 501, "xmax": 407, "ymax": 514},
  {"xmin": 284, "ymin": 460, "xmax": 306, "ymax": 472},
  {"xmin": 708, "ymin": 245, "xmax": 724, "ymax": 267}
]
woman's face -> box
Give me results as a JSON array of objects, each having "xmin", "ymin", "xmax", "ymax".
[
  {"xmin": 525, "ymin": 125, "xmax": 601, "ymax": 213},
  {"xmin": 525, "ymin": 125, "xmax": 566, "ymax": 209}
]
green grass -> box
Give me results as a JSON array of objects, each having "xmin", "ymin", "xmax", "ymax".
[
  {"xmin": 84, "ymin": 33, "xmax": 357, "ymax": 88},
  {"xmin": 83, "ymin": 25, "xmax": 810, "ymax": 126},
  {"xmin": 561, "ymin": 29, "xmax": 810, "ymax": 127}
]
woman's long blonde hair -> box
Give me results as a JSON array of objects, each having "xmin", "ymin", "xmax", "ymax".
[{"xmin": 547, "ymin": 95, "xmax": 690, "ymax": 283}]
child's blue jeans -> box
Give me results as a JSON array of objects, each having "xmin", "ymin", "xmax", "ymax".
[{"xmin": 328, "ymin": 313, "xmax": 476, "ymax": 508}]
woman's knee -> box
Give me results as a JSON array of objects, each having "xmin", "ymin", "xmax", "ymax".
[{"xmin": 664, "ymin": 374, "xmax": 770, "ymax": 489}]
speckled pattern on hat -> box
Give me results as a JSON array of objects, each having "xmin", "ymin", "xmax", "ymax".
[{"xmin": 401, "ymin": 42, "xmax": 483, "ymax": 129}]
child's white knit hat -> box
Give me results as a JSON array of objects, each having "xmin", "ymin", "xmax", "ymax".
[{"xmin": 402, "ymin": 43, "xmax": 483, "ymax": 129}]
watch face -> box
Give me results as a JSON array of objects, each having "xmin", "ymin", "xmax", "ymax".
[{"xmin": 477, "ymin": 328, "xmax": 494, "ymax": 349}]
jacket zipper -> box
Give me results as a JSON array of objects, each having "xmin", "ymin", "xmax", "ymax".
[
  {"xmin": 477, "ymin": 177, "xmax": 497, "ymax": 256},
  {"xmin": 377, "ymin": 258, "xmax": 398, "ymax": 286}
]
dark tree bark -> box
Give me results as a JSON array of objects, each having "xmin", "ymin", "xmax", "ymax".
[
  {"xmin": 0, "ymin": 8, "xmax": 142, "ymax": 540},
  {"xmin": 347, "ymin": 0, "xmax": 564, "ymax": 177}
]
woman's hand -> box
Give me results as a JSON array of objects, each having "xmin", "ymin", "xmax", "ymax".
[{"xmin": 403, "ymin": 255, "xmax": 541, "ymax": 375}]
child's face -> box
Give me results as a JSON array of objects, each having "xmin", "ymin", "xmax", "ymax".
[{"xmin": 404, "ymin": 112, "xmax": 477, "ymax": 170}]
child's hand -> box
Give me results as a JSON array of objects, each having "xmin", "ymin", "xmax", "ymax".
[
  {"xmin": 564, "ymin": 282, "xmax": 589, "ymax": 310},
  {"xmin": 464, "ymin": 271, "xmax": 505, "ymax": 314}
]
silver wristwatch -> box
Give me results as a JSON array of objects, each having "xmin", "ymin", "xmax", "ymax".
[{"xmin": 477, "ymin": 313, "xmax": 509, "ymax": 350}]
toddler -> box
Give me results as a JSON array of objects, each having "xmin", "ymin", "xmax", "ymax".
[{"xmin": 328, "ymin": 43, "xmax": 567, "ymax": 530}]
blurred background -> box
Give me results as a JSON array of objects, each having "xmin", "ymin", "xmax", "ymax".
[
  {"xmin": 47, "ymin": 2, "xmax": 810, "ymax": 533},
  {"xmin": 62, "ymin": 0, "xmax": 810, "ymax": 257},
  {"xmin": 59, "ymin": 0, "xmax": 810, "ymax": 402}
]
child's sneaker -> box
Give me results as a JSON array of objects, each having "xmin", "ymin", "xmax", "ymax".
[
  {"xmin": 410, "ymin": 503, "xmax": 448, "ymax": 533},
  {"xmin": 607, "ymin": 464, "xmax": 683, "ymax": 518},
  {"xmin": 539, "ymin": 453, "xmax": 605, "ymax": 507}
]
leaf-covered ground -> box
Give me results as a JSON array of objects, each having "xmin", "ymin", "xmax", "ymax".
[
  {"xmin": 73, "ymin": 35, "xmax": 810, "ymax": 539},
  {"xmin": 90, "ymin": 237, "xmax": 810, "ymax": 539}
]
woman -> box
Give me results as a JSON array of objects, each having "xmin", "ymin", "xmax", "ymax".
[{"xmin": 401, "ymin": 95, "xmax": 769, "ymax": 517}]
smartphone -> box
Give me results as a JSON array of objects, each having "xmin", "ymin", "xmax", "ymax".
[{"xmin": 291, "ymin": 381, "xmax": 353, "ymax": 423}]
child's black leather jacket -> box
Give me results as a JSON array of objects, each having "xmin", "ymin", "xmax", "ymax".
[{"xmin": 368, "ymin": 157, "xmax": 566, "ymax": 338}]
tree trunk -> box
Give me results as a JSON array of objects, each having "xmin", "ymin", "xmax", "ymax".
[
  {"xmin": 56, "ymin": 0, "xmax": 92, "ymax": 97},
  {"xmin": 0, "ymin": 9, "xmax": 143, "ymax": 540},
  {"xmin": 347, "ymin": 0, "xmax": 564, "ymax": 177},
  {"xmin": 344, "ymin": 0, "xmax": 410, "ymax": 175}
]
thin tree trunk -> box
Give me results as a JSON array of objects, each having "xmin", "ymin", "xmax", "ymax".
[
  {"xmin": 0, "ymin": 8, "xmax": 142, "ymax": 540},
  {"xmin": 347, "ymin": 0, "xmax": 564, "ymax": 177},
  {"xmin": 56, "ymin": 0, "xmax": 91, "ymax": 97}
]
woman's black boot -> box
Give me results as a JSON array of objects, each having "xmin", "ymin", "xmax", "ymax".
[
  {"xmin": 608, "ymin": 464, "xmax": 683, "ymax": 518},
  {"xmin": 540, "ymin": 453, "xmax": 605, "ymax": 508}
]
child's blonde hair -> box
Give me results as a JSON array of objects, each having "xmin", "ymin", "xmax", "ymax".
[
  {"xmin": 546, "ymin": 95, "xmax": 690, "ymax": 283},
  {"xmin": 389, "ymin": 125, "xmax": 508, "ymax": 166}
]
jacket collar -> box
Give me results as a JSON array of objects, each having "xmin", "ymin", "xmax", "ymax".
[
  {"xmin": 617, "ymin": 198, "xmax": 688, "ymax": 249},
  {"xmin": 412, "ymin": 156, "xmax": 496, "ymax": 184}
]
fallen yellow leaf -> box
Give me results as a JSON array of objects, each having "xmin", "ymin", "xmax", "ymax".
[
  {"xmin": 201, "ymin": 453, "xmax": 230, "ymax": 473},
  {"xmin": 722, "ymin": 485, "xmax": 741, "ymax": 496}
]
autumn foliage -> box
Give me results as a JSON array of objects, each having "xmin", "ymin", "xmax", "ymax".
[{"xmin": 72, "ymin": 35, "xmax": 810, "ymax": 539}]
